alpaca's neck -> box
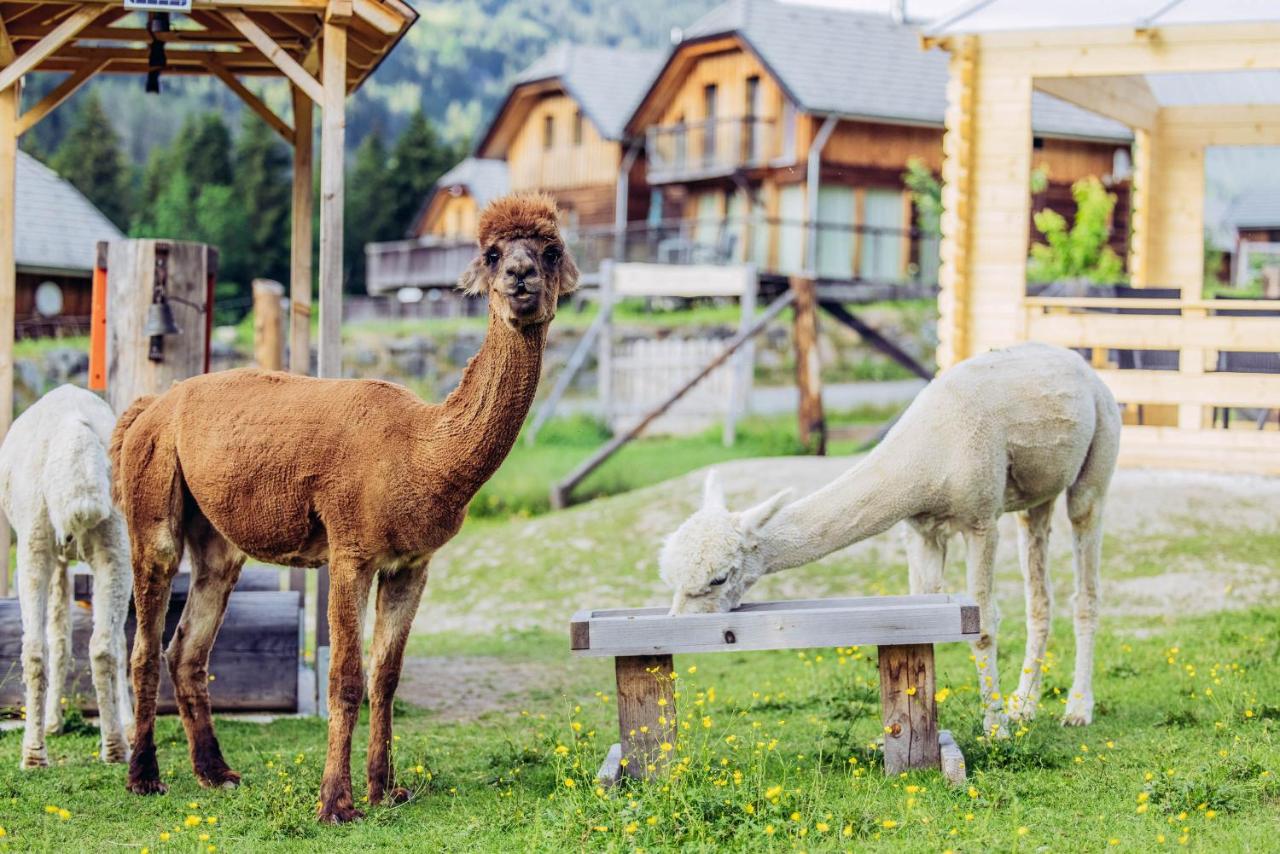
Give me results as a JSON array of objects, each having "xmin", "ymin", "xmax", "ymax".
[
  {"xmin": 430, "ymin": 311, "xmax": 546, "ymax": 499},
  {"xmin": 757, "ymin": 434, "xmax": 929, "ymax": 572}
]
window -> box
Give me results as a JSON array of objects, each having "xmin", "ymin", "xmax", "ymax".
[
  {"xmin": 573, "ymin": 110, "xmax": 583, "ymax": 145},
  {"xmin": 702, "ymin": 84, "xmax": 718, "ymax": 164},
  {"xmin": 543, "ymin": 114, "xmax": 554, "ymax": 150},
  {"xmin": 744, "ymin": 75, "xmax": 761, "ymax": 161}
]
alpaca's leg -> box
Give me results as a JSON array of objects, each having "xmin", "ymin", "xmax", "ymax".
[
  {"xmin": 167, "ymin": 515, "xmax": 244, "ymax": 788},
  {"xmin": 86, "ymin": 523, "xmax": 132, "ymax": 763},
  {"xmin": 366, "ymin": 561, "xmax": 430, "ymax": 806},
  {"xmin": 1009, "ymin": 502, "xmax": 1053, "ymax": 723},
  {"xmin": 1063, "ymin": 494, "xmax": 1104, "ymax": 727},
  {"xmin": 18, "ymin": 533, "xmax": 53, "ymax": 769},
  {"xmin": 964, "ymin": 524, "xmax": 1007, "ymax": 738},
  {"xmin": 318, "ymin": 557, "xmax": 373, "ymax": 824},
  {"xmin": 43, "ymin": 555, "xmax": 71, "ymax": 736},
  {"xmin": 126, "ymin": 534, "xmax": 180, "ymax": 795},
  {"xmin": 904, "ymin": 520, "xmax": 947, "ymax": 594}
]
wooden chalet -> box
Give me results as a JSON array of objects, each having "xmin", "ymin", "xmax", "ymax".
[
  {"xmin": 626, "ymin": 0, "xmax": 1133, "ymax": 291},
  {"xmin": 927, "ymin": 1, "xmax": 1280, "ymax": 472},
  {"xmin": 13, "ymin": 148, "xmax": 122, "ymax": 337}
]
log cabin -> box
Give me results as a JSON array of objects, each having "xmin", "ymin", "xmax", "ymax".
[
  {"xmin": 625, "ymin": 0, "xmax": 1133, "ymax": 287},
  {"xmin": 13, "ymin": 150, "xmax": 122, "ymax": 338},
  {"xmin": 368, "ymin": 0, "xmax": 1134, "ymax": 296}
]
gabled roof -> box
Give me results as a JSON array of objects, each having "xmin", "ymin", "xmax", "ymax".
[
  {"xmin": 408, "ymin": 157, "xmax": 509, "ymax": 235},
  {"xmin": 1227, "ymin": 190, "xmax": 1280, "ymax": 231},
  {"xmin": 477, "ymin": 43, "xmax": 664, "ymax": 156},
  {"xmin": 15, "ymin": 151, "xmax": 123, "ymax": 275},
  {"xmin": 928, "ymin": 0, "xmax": 1280, "ymax": 35},
  {"xmin": 639, "ymin": 0, "xmax": 1130, "ymax": 142}
]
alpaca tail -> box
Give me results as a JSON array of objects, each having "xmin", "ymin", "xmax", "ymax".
[
  {"xmin": 109, "ymin": 395, "xmax": 157, "ymax": 509},
  {"xmin": 45, "ymin": 416, "xmax": 115, "ymax": 543}
]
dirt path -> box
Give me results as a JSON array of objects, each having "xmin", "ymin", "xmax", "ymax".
[{"xmin": 395, "ymin": 656, "xmax": 564, "ymax": 721}]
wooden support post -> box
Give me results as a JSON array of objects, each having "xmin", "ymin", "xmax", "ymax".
[
  {"xmin": 877, "ymin": 643, "xmax": 940, "ymax": 775},
  {"xmin": 609, "ymin": 654, "xmax": 675, "ymax": 784},
  {"xmin": 791, "ymin": 276, "xmax": 825, "ymax": 455},
  {"xmin": 819, "ymin": 300, "xmax": 934, "ymax": 381},
  {"xmin": 252, "ymin": 279, "xmax": 285, "ymax": 370},
  {"xmin": 17, "ymin": 59, "xmax": 106, "ymax": 137},
  {"xmin": 0, "ymin": 46, "xmax": 15, "ymax": 598},
  {"xmin": 289, "ymin": 85, "xmax": 313, "ymax": 376},
  {"xmin": 318, "ymin": 15, "xmax": 346, "ymax": 380}
]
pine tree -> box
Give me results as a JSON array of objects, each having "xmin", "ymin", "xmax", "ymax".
[
  {"xmin": 50, "ymin": 90, "xmax": 133, "ymax": 228},
  {"xmin": 346, "ymin": 128, "xmax": 397, "ymax": 291},
  {"xmin": 231, "ymin": 115, "xmax": 292, "ymax": 289},
  {"xmin": 387, "ymin": 110, "xmax": 456, "ymax": 236},
  {"xmin": 174, "ymin": 113, "xmax": 235, "ymax": 188}
]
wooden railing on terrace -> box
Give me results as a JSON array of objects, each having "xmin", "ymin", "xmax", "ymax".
[
  {"xmin": 646, "ymin": 117, "xmax": 780, "ymax": 183},
  {"xmin": 1023, "ymin": 292, "xmax": 1280, "ymax": 473}
]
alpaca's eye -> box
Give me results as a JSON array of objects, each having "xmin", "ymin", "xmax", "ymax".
[
  {"xmin": 708, "ymin": 574, "xmax": 728, "ymax": 587},
  {"xmin": 484, "ymin": 247, "xmax": 500, "ymax": 266},
  {"xmin": 542, "ymin": 245, "xmax": 562, "ymax": 265}
]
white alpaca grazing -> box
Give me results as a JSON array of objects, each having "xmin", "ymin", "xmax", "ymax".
[
  {"xmin": 660, "ymin": 343, "xmax": 1121, "ymax": 733},
  {"xmin": 0, "ymin": 385, "xmax": 133, "ymax": 767}
]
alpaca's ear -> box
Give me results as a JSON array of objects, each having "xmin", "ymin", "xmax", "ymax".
[
  {"xmin": 740, "ymin": 489, "xmax": 793, "ymax": 535},
  {"xmin": 702, "ymin": 469, "xmax": 726, "ymax": 510},
  {"xmin": 457, "ymin": 255, "xmax": 489, "ymax": 296},
  {"xmin": 558, "ymin": 248, "xmax": 581, "ymax": 295}
]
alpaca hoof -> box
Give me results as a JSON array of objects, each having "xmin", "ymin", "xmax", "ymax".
[
  {"xmin": 1062, "ymin": 694, "xmax": 1093, "ymax": 726},
  {"xmin": 382, "ymin": 787, "xmax": 413, "ymax": 805},
  {"xmin": 317, "ymin": 805, "xmax": 365, "ymax": 824},
  {"xmin": 198, "ymin": 768, "xmax": 241, "ymax": 789},
  {"xmin": 127, "ymin": 777, "xmax": 168, "ymax": 796},
  {"xmin": 20, "ymin": 751, "xmax": 49, "ymax": 770},
  {"xmin": 101, "ymin": 744, "xmax": 130, "ymax": 764}
]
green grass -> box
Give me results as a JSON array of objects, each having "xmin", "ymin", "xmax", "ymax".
[
  {"xmin": 468, "ymin": 408, "xmax": 896, "ymax": 520},
  {"xmin": 0, "ymin": 608, "xmax": 1274, "ymax": 852}
]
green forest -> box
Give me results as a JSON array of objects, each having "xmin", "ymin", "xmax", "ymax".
[{"xmin": 17, "ymin": 0, "xmax": 716, "ymax": 308}]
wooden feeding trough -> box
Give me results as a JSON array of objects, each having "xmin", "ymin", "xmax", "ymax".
[{"xmin": 570, "ymin": 594, "xmax": 978, "ymax": 786}]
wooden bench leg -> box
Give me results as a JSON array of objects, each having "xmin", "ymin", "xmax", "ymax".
[
  {"xmin": 878, "ymin": 643, "xmax": 941, "ymax": 775},
  {"xmin": 599, "ymin": 653, "xmax": 675, "ymax": 785}
]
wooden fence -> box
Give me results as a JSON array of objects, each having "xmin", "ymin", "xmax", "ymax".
[
  {"xmin": 1023, "ymin": 295, "xmax": 1280, "ymax": 473},
  {"xmin": 610, "ymin": 337, "xmax": 742, "ymax": 436}
]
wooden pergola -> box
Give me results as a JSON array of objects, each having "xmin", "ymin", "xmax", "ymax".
[
  {"xmin": 0, "ymin": 0, "xmax": 416, "ymax": 578},
  {"xmin": 926, "ymin": 3, "xmax": 1280, "ymax": 473}
]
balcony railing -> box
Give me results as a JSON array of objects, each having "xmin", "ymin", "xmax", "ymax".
[
  {"xmin": 364, "ymin": 217, "xmax": 940, "ymax": 295},
  {"xmin": 646, "ymin": 117, "xmax": 777, "ymax": 183}
]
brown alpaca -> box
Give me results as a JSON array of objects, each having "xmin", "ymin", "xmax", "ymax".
[{"xmin": 109, "ymin": 194, "xmax": 577, "ymax": 823}]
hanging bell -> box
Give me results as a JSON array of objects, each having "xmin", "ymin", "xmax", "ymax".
[{"xmin": 144, "ymin": 299, "xmax": 180, "ymax": 337}]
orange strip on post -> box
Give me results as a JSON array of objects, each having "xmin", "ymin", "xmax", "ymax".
[{"xmin": 88, "ymin": 258, "xmax": 108, "ymax": 391}]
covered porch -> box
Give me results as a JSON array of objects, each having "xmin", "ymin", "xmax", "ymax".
[{"xmin": 928, "ymin": 3, "xmax": 1280, "ymax": 473}]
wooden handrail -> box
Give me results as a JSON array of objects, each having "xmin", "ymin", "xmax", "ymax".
[{"xmin": 1024, "ymin": 296, "xmax": 1280, "ymax": 311}]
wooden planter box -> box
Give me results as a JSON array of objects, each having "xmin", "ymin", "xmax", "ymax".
[{"xmin": 0, "ymin": 567, "xmax": 301, "ymax": 714}]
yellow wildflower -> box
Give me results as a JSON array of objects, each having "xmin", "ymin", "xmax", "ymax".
[{"xmin": 562, "ymin": 779, "xmax": 575, "ymax": 788}]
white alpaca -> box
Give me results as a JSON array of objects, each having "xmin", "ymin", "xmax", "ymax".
[
  {"xmin": 660, "ymin": 343, "xmax": 1120, "ymax": 733},
  {"xmin": 0, "ymin": 385, "xmax": 133, "ymax": 767}
]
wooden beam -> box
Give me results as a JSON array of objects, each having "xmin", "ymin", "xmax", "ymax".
[
  {"xmin": 206, "ymin": 56, "xmax": 293, "ymax": 143},
  {"xmin": 1128, "ymin": 127, "xmax": 1152, "ymax": 286},
  {"xmin": 937, "ymin": 35, "xmax": 976, "ymax": 369},
  {"xmin": 352, "ymin": 0, "xmax": 399, "ymax": 34},
  {"xmin": 289, "ymin": 83, "xmax": 313, "ymax": 376},
  {"xmin": 317, "ymin": 14, "xmax": 345, "ymax": 379},
  {"xmin": 252, "ymin": 279, "xmax": 285, "ymax": 370},
  {"xmin": 819, "ymin": 300, "xmax": 934, "ymax": 381},
  {"xmin": 223, "ymin": 8, "xmax": 322, "ymax": 104},
  {"xmin": 879, "ymin": 644, "xmax": 941, "ymax": 775},
  {"xmin": 0, "ymin": 31, "xmax": 14, "ymax": 598},
  {"xmin": 1157, "ymin": 104, "xmax": 1280, "ymax": 146},
  {"xmin": 0, "ymin": 4, "xmax": 100, "ymax": 92},
  {"xmin": 16, "ymin": 58, "xmax": 105, "ymax": 136},
  {"xmin": 614, "ymin": 655, "xmax": 675, "ymax": 781},
  {"xmin": 1034, "ymin": 75, "xmax": 1156, "ymax": 131},
  {"xmin": 571, "ymin": 594, "xmax": 979, "ymax": 657},
  {"xmin": 791, "ymin": 276, "xmax": 825, "ymax": 455}
]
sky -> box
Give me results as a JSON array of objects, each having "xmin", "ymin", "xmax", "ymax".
[{"xmin": 781, "ymin": 0, "xmax": 961, "ymax": 22}]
